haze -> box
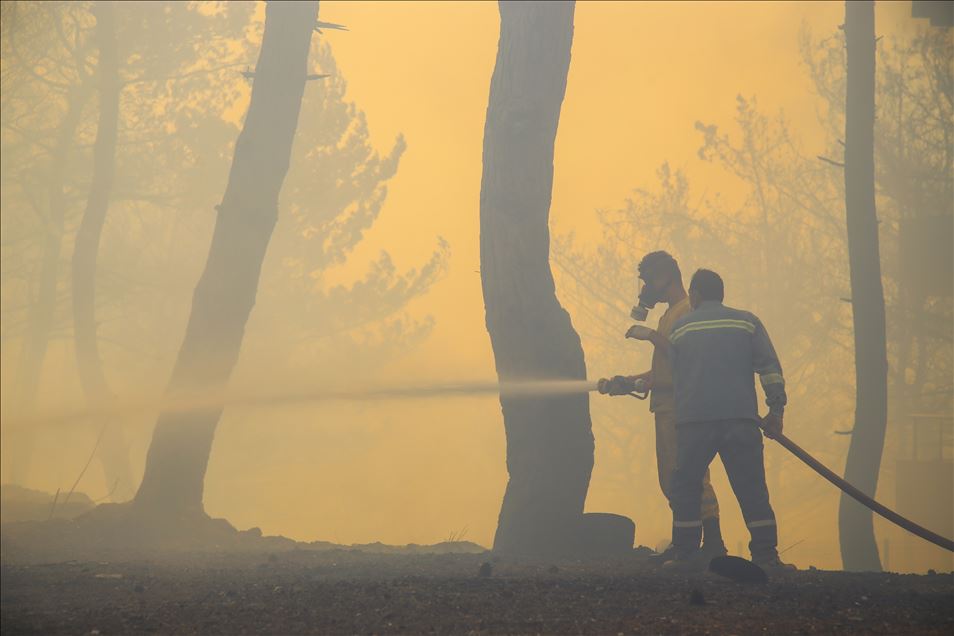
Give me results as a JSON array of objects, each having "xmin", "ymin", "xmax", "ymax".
[{"xmin": 1, "ymin": 0, "xmax": 950, "ymax": 574}]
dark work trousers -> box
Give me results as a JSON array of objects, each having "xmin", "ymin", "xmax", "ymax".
[{"xmin": 669, "ymin": 419, "xmax": 778, "ymax": 561}]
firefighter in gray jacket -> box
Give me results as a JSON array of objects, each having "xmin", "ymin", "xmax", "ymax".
[{"xmin": 666, "ymin": 269, "xmax": 795, "ymax": 570}]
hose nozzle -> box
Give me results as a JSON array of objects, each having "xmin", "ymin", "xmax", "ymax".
[{"xmin": 597, "ymin": 376, "xmax": 648, "ymax": 398}]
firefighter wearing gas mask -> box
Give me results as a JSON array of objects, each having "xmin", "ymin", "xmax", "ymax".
[{"xmin": 598, "ymin": 251, "xmax": 726, "ymax": 562}]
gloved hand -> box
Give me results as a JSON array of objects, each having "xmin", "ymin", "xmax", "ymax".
[
  {"xmin": 597, "ymin": 375, "xmax": 638, "ymax": 396},
  {"xmin": 761, "ymin": 411, "xmax": 784, "ymax": 439},
  {"xmin": 625, "ymin": 325, "xmax": 655, "ymax": 341}
]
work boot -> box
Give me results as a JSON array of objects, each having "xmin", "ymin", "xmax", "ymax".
[
  {"xmin": 648, "ymin": 543, "xmax": 678, "ymax": 566},
  {"xmin": 753, "ymin": 555, "xmax": 797, "ymax": 572},
  {"xmin": 661, "ymin": 548, "xmax": 711, "ymax": 572},
  {"xmin": 700, "ymin": 540, "xmax": 728, "ymax": 559},
  {"xmin": 701, "ymin": 517, "xmax": 727, "ymax": 558}
]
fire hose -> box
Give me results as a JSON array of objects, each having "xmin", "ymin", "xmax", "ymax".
[
  {"xmin": 768, "ymin": 430, "xmax": 954, "ymax": 552},
  {"xmin": 597, "ymin": 376, "xmax": 954, "ymax": 553}
]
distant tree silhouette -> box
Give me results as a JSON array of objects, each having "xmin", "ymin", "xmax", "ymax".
[
  {"xmin": 134, "ymin": 0, "xmax": 319, "ymax": 517},
  {"xmin": 1, "ymin": 2, "xmax": 94, "ymax": 486},
  {"xmin": 70, "ymin": 1, "xmax": 134, "ymax": 501},
  {"xmin": 839, "ymin": 0, "xmax": 886, "ymax": 572}
]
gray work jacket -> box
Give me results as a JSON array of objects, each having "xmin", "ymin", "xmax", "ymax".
[{"xmin": 670, "ymin": 301, "xmax": 787, "ymax": 425}]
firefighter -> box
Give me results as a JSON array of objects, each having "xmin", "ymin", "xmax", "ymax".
[
  {"xmin": 665, "ymin": 268, "xmax": 795, "ymax": 570},
  {"xmin": 602, "ymin": 251, "xmax": 726, "ymax": 562}
]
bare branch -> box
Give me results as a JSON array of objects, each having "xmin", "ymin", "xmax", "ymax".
[{"xmin": 817, "ymin": 155, "xmax": 846, "ymax": 168}]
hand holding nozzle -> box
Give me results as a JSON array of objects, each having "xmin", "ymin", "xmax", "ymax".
[
  {"xmin": 597, "ymin": 375, "xmax": 649, "ymax": 398},
  {"xmin": 597, "ymin": 375, "xmax": 634, "ymax": 395}
]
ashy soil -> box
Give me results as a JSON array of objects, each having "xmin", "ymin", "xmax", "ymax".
[{"xmin": 2, "ymin": 547, "xmax": 952, "ymax": 635}]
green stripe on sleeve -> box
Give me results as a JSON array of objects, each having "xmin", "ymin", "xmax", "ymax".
[
  {"xmin": 670, "ymin": 319, "xmax": 756, "ymax": 342},
  {"xmin": 760, "ymin": 373, "xmax": 785, "ymax": 386}
]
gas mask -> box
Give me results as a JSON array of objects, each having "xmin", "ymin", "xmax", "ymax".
[{"xmin": 630, "ymin": 278, "xmax": 664, "ymax": 322}]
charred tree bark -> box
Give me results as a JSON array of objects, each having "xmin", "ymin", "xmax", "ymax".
[
  {"xmin": 839, "ymin": 0, "xmax": 886, "ymax": 572},
  {"xmin": 480, "ymin": 1, "xmax": 627, "ymax": 556},
  {"xmin": 8, "ymin": 82, "xmax": 92, "ymax": 485},
  {"xmin": 134, "ymin": 0, "xmax": 318, "ymax": 516},
  {"xmin": 71, "ymin": 1, "xmax": 134, "ymax": 502}
]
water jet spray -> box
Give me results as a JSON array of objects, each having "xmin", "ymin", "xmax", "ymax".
[
  {"xmin": 4, "ymin": 378, "xmax": 601, "ymax": 430},
  {"xmin": 9, "ymin": 375, "xmax": 952, "ymax": 553}
]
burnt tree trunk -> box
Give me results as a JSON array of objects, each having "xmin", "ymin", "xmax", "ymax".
[
  {"xmin": 134, "ymin": 0, "xmax": 318, "ymax": 516},
  {"xmin": 71, "ymin": 1, "xmax": 134, "ymax": 502},
  {"xmin": 480, "ymin": 1, "xmax": 630, "ymax": 556},
  {"xmin": 839, "ymin": 0, "xmax": 886, "ymax": 572}
]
